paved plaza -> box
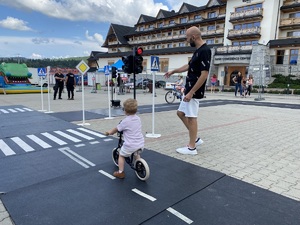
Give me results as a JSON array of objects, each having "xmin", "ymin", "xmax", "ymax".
[{"xmin": 0, "ymin": 86, "xmax": 299, "ymax": 224}]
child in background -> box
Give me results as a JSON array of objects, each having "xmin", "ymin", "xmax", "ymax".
[
  {"xmin": 210, "ymin": 74, "xmax": 217, "ymax": 93},
  {"xmin": 105, "ymin": 98, "xmax": 144, "ymax": 179}
]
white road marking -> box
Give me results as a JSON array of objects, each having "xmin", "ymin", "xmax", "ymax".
[
  {"xmin": 54, "ymin": 131, "xmax": 81, "ymax": 143},
  {"xmin": 75, "ymin": 144, "xmax": 85, "ymax": 147},
  {"xmin": 27, "ymin": 135, "xmax": 52, "ymax": 149},
  {"xmin": 23, "ymin": 108, "xmax": 33, "ymax": 111},
  {"xmin": 15, "ymin": 108, "xmax": 25, "ymax": 112},
  {"xmin": 8, "ymin": 109, "xmax": 17, "ymax": 113},
  {"xmin": 0, "ymin": 140, "xmax": 16, "ymax": 156},
  {"xmin": 90, "ymin": 141, "xmax": 99, "ymax": 145},
  {"xmin": 99, "ymin": 170, "xmax": 116, "ymax": 180},
  {"xmin": 131, "ymin": 188, "xmax": 157, "ymax": 202},
  {"xmin": 66, "ymin": 129, "xmax": 94, "ymax": 140},
  {"xmin": 103, "ymin": 138, "xmax": 113, "ymax": 142},
  {"xmin": 167, "ymin": 207, "xmax": 193, "ymax": 224},
  {"xmin": 41, "ymin": 132, "xmax": 67, "ymax": 145},
  {"xmin": 58, "ymin": 147, "xmax": 95, "ymax": 168},
  {"xmin": 77, "ymin": 127, "xmax": 106, "ymax": 138},
  {"xmin": 11, "ymin": 137, "xmax": 34, "ymax": 152},
  {"xmin": 0, "ymin": 109, "xmax": 9, "ymax": 113}
]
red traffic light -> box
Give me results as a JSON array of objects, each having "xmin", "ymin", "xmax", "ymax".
[{"xmin": 136, "ymin": 47, "xmax": 143, "ymax": 55}]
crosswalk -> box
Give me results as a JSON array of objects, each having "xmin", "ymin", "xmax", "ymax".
[
  {"xmin": 0, "ymin": 107, "xmax": 33, "ymax": 114},
  {"xmin": 0, "ymin": 127, "xmax": 111, "ymax": 157}
]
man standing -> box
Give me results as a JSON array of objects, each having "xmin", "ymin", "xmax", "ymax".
[
  {"xmin": 65, "ymin": 72, "xmax": 76, "ymax": 100},
  {"xmin": 53, "ymin": 69, "xmax": 65, "ymax": 100},
  {"xmin": 164, "ymin": 26, "xmax": 211, "ymax": 155}
]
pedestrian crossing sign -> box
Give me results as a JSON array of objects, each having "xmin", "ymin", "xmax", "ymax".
[
  {"xmin": 151, "ymin": 56, "xmax": 159, "ymax": 71},
  {"xmin": 37, "ymin": 68, "xmax": 46, "ymax": 77}
]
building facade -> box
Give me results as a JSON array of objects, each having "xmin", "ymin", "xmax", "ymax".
[{"xmin": 90, "ymin": 0, "xmax": 300, "ymax": 87}]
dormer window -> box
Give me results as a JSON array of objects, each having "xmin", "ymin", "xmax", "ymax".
[{"xmin": 158, "ymin": 22, "xmax": 163, "ymax": 28}]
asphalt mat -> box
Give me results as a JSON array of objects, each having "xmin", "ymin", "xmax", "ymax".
[{"xmin": 1, "ymin": 104, "xmax": 300, "ymax": 225}]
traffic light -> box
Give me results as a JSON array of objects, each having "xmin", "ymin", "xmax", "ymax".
[
  {"xmin": 112, "ymin": 66, "xmax": 117, "ymax": 78},
  {"xmin": 122, "ymin": 55, "xmax": 134, "ymax": 74},
  {"xmin": 134, "ymin": 47, "xmax": 143, "ymax": 74}
]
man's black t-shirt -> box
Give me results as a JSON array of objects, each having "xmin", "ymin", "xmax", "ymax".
[
  {"xmin": 55, "ymin": 73, "xmax": 64, "ymax": 86},
  {"xmin": 185, "ymin": 43, "xmax": 211, "ymax": 99},
  {"xmin": 66, "ymin": 73, "xmax": 75, "ymax": 86}
]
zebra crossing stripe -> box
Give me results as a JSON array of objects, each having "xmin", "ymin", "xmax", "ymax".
[
  {"xmin": 77, "ymin": 128, "xmax": 106, "ymax": 138},
  {"xmin": 0, "ymin": 109, "xmax": 9, "ymax": 113},
  {"xmin": 27, "ymin": 135, "xmax": 52, "ymax": 149},
  {"xmin": 11, "ymin": 137, "xmax": 35, "ymax": 152},
  {"xmin": 8, "ymin": 109, "xmax": 17, "ymax": 113},
  {"xmin": 15, "ymin": 108, "xmax": 25, "ymax": 112},
  {"xmin": 54, "ymin": 131, "xmax": 81, "ymax": 143},
  {"xmin": 41, "ymin": 132, "xmax": 67, "ymax": 145},
  {"xmin": 0, "ymin": 139, "xmax": 16, "ymax": 156},
  {"xmin": 23, "ymin": 108, "xmax": 33, "ymax": 111},
  {"xmin": 66, "ymin": 129, "xmax": 94, "ymax": 140}
]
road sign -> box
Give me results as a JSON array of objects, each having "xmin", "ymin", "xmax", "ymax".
[
  {"xmin": 151, "ymin": 56, "xmax": 159, "ymax": 71},
  {"xmin": 76, "ymin": 60, "xmax": 90, "ymax": 74},
  {"xmin": 37, "ymin": 68, "xmax": 46, "ymax": 77},
  {"xmin": 104, "ymin": 65, "xmax": 110, "ymax": 76}
]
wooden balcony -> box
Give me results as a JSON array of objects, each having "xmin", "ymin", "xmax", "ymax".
[
  {"xmin": 201, "ymin": 28, "xmax": 224, "ymax": 38},
  {"xmin": 215, "ymin": 45, "xmax": 253, "ymax": 55},
  {"xmin": 281, "ymin": 0, "xmax": 300, "ymax": 12},
  {"xmin": 227, "ymin": 27, "xmax": 261, "ymax": 40},
  {"xmin": 279, "ymin": 17, "xmax": 300, "ymax": 30},
  {"xmin": 229, "ymin": 8, "xmax": 263, "ymax": 23}
]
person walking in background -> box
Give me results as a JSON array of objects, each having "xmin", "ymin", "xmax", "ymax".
[
  {"xmin": 105, "ymin": 98, "xmax": 144, "ymax": 179},
  {"xmin": 175, "ymin": 75, "xmax": 185, "ymax": 95},
  {"xmin": 232, "ymin": 72, "xmax": 243, "ymax": 97},
  {"xmin": 245, "ymin": 75, "xmax": 254, "ymax": 97},
  {"xmin": 65, "ymin": 72, "xmax": 76, "ymax": 100},
  {"xmin": 164, "ymin": 26, "xmax": 211, "ymax": 155},
  {"xmin": 210, "ymin": 74, "xmax": 217, "ymax": 93},
  {"xmin": 53, "ymin": 69, "xmax": 65, "ymax": 100}
]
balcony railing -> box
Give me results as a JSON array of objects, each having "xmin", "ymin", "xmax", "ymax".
[
  {"xmin": 280, "ymin": 17, "xmax": 300, "ymax": 26},
  {"xmin": 216, "ymin": 45, "xmax": 253, "ymax": 54},
  {"xmin": 228, "ymin": 27, "xmax": 261, "ymax": 38},
  {"xmin": 201, "ymin": 28, "xmax": 224, "ymax": 36},
  {"xmin": 283, "ymin": 0, "xmax": 300, "ymax": 6},
  {"xmin": 230, "ymin": 8, "xmax": 263, "ymax": 21}
]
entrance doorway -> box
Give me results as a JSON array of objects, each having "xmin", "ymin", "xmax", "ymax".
[{"xmin": 225, "ymin": 66, "xmax": 246, "ymax": 86}]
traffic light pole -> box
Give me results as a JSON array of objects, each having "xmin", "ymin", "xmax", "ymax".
[{"xmin": 133, "ymin": 47, "xmax": 137, "ymax": 100}]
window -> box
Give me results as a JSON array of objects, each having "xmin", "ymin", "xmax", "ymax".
[
  {"xmin": 287, "ymin": 31, "xmax": 300, "ymax": 37},
  {"xmin": 140, "ymin": 27, "xmax": 144, "ymax": 31},
  {"xmin": 207, "ymin": 25, "xmax": 216, "ymax": 31},
  {"xmin": 169, "ymin": 20, "xmax": 175, "ymax": 24},
  {"xmin": 158, "ymin": 22, "xmax": 163, "ymax": 28},
  {"xmin": 208, "ymin": 12, "xmax": 217, "ymax": 18},
  {"xmin": 180, "ymin": 18, "xmax": 187, "ymax": 23},
  {"xmin": 276, "ymin": 50, "xmax": 285, "ymax": 65},
  {"xmin": 179, "ymin": 42, "xmax": 185, "ymax": 47},
  {"xmin": 168, "ymin": 32, "xmax": 172, "ymax": 36},
  {"xmin": 167, "ymin": 43, "xmax": 172, "ymax": 48},
  {"xmin": 236, "ymin": 3, "xmax": 262, "ymax": 12},
  {"xmin": 206, "ymin": 39, "xmax": 214, "ymax": 44},
  {"xmin": 179, "ymin": 30, "xmax": 186, "ymax": 35},
  {"xmin": 289, "ymin": 12, "xmax": 300, "ymax": 18},
  {"xmin": 194, "ymin": 15, "xmax": 201, "ymax": 20},
  {"xmin": 159, "ymin": 58, "xmax": 169, "ymax": 72},
  {"xmin": 290, "ymin": 49, "xmax": 298, "ymax": 65}
]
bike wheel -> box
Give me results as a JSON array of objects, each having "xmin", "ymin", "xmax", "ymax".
[
  {"xmin": 112, "ymin": 148, "xmax": 119, "ymax": 166},
  {"xmin": 135, "ymin": 158, "xmax": 150, "ymax": 181},
  {"xmin": 165, "ymin": 91, "xmax": 175, "ymax": 104}
]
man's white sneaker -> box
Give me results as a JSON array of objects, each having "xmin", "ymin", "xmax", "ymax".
[
  {"xmin": 195, "ymin": 138, "xmax": 204, "ymax": 146},
  {"xmin": 176, "ymin": 146, "xmax": 197, "ymax": 155}
]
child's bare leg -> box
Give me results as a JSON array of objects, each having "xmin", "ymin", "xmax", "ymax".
[{"xmin": 118, "ymin": 155, "xmax": 125, "ymax": 172}]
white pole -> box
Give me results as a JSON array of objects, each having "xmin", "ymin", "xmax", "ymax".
[
  {"xmin": 146, "ymin": 71, "xmax": 161, "ymax": 138},
  {"xmin": 105, "ymin": 70, "xmax": 113, "ymax": 119},
  {"xmin": 45, "ymin": 66, "xmax": 53, "ymax": 113},
  {"xmin": 39, "ymin": 75, "xmax": 45, "ymax": 112},
  {"xmin": 78, "ymin": 73, "xmax": 90, "ymax": 125}
]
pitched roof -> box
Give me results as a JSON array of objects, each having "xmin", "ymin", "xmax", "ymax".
[
  {"xmin": 111, "ymin": 24, "xmax": 134, "ymax": 44},
  {"xmin": 137, "ymin": 14, "xmax": 156, "ymax": 24}
]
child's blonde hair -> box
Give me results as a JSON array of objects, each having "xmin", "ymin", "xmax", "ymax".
[{"xmin": 123, "ymin": 98, "xmax": 138, "ymax": 115}]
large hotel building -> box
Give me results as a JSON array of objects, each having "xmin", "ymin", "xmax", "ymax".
[{"xmin": 88, "ymin": 0, "xmax": 300, "ymax": 86}]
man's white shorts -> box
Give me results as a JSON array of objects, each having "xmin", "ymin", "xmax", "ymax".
[{"xmin": 178, "ymin": 98, "xmax": 200, "ymax": 117}]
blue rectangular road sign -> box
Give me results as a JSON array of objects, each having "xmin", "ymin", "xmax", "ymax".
[
  {"xmin": 151, "ymin": 56, "xmax": 159, "ymax": 72},
  {"xmin": 37, "ymin": 68, "xmax": 47, "ymax": 77},
  {"xmin": 104, "ymin": 65, "xmax": 110, "ymax": 76}
]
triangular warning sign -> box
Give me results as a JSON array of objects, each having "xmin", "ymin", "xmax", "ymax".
[{"xmin": 39, "ymin": 69, "xmax": 45, "ymax": 75}]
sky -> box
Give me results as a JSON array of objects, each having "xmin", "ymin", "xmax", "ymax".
[{"xmin": 0, "ymin": 0, "xmax": 209, "ymax": 59}]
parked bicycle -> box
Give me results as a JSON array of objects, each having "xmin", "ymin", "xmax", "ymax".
[{"xmin": 165, "ymin": 84, "xmax": 183, "ymax": 104}]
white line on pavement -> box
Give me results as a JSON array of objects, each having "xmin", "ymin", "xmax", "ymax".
[
  {"xmin": 8, "ymin": 109, "xmax": 17, "ymax": 113},
  {"xmin": 90, "ymin": 141, "xmax": 99, "ymax": 145},
  {"xmin": 131, "ymin": 188, "xmax": 157, "ymax": 202},
  {"xmin": 99, "ymin": 170, "xmax": 116, "ymax": 180},
  {"xmin": 42, "ymin": 132, "xmax": 67, "ymax": 145},
  {"xmin": 54, "ymin": 131, "xmax": 81, "ymax": 143},
  {"xmin": 11, "ymin": 137, "xmax": 34, "ymax": 152},
  {"xmin": 66, "ymin": 129, "xmax": 95, "ymax": 140},
  {"xmin": 167, "ymin": 207, "xmax": 193, "ymax": 224},
  {"xmin": 0, "ymin": 140, "xmax": 16, "ymax": 156},
  {"xmin": 27, "ymin": 135, "xmax": 52, "ymax": 149},
  {"xmin": 59, "ymin": 148, "xmax": 90, "ymax": 168},
  {"xmin": 15, "ymin": 108, "xmax": 25, "ymax": 112},
  {"xmin": 77, "ymin": 128, "xmax": 106, "ymax": 138},
  {"xmin": 0, "ymin": 109, "xmax": 9, "ymax": 113},
  {"xmin": 23, "ymin": 108, "xmax": 33, "ymax": 111}
]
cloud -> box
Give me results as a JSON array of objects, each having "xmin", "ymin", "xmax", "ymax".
[
  {"xmin": 0, "ymin": 0, "xmax": 171, "ymax": 26},
  {"xmin": 85, "ymin": 30, "xmax": 104, "ymax": 45},
  {"xmin": 32, "ymin": 37, "xmax": 50, "ymax": 44},
  {"xmin": 0, "ymin": 16, "xmax": 32, "ymax": 31}
]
